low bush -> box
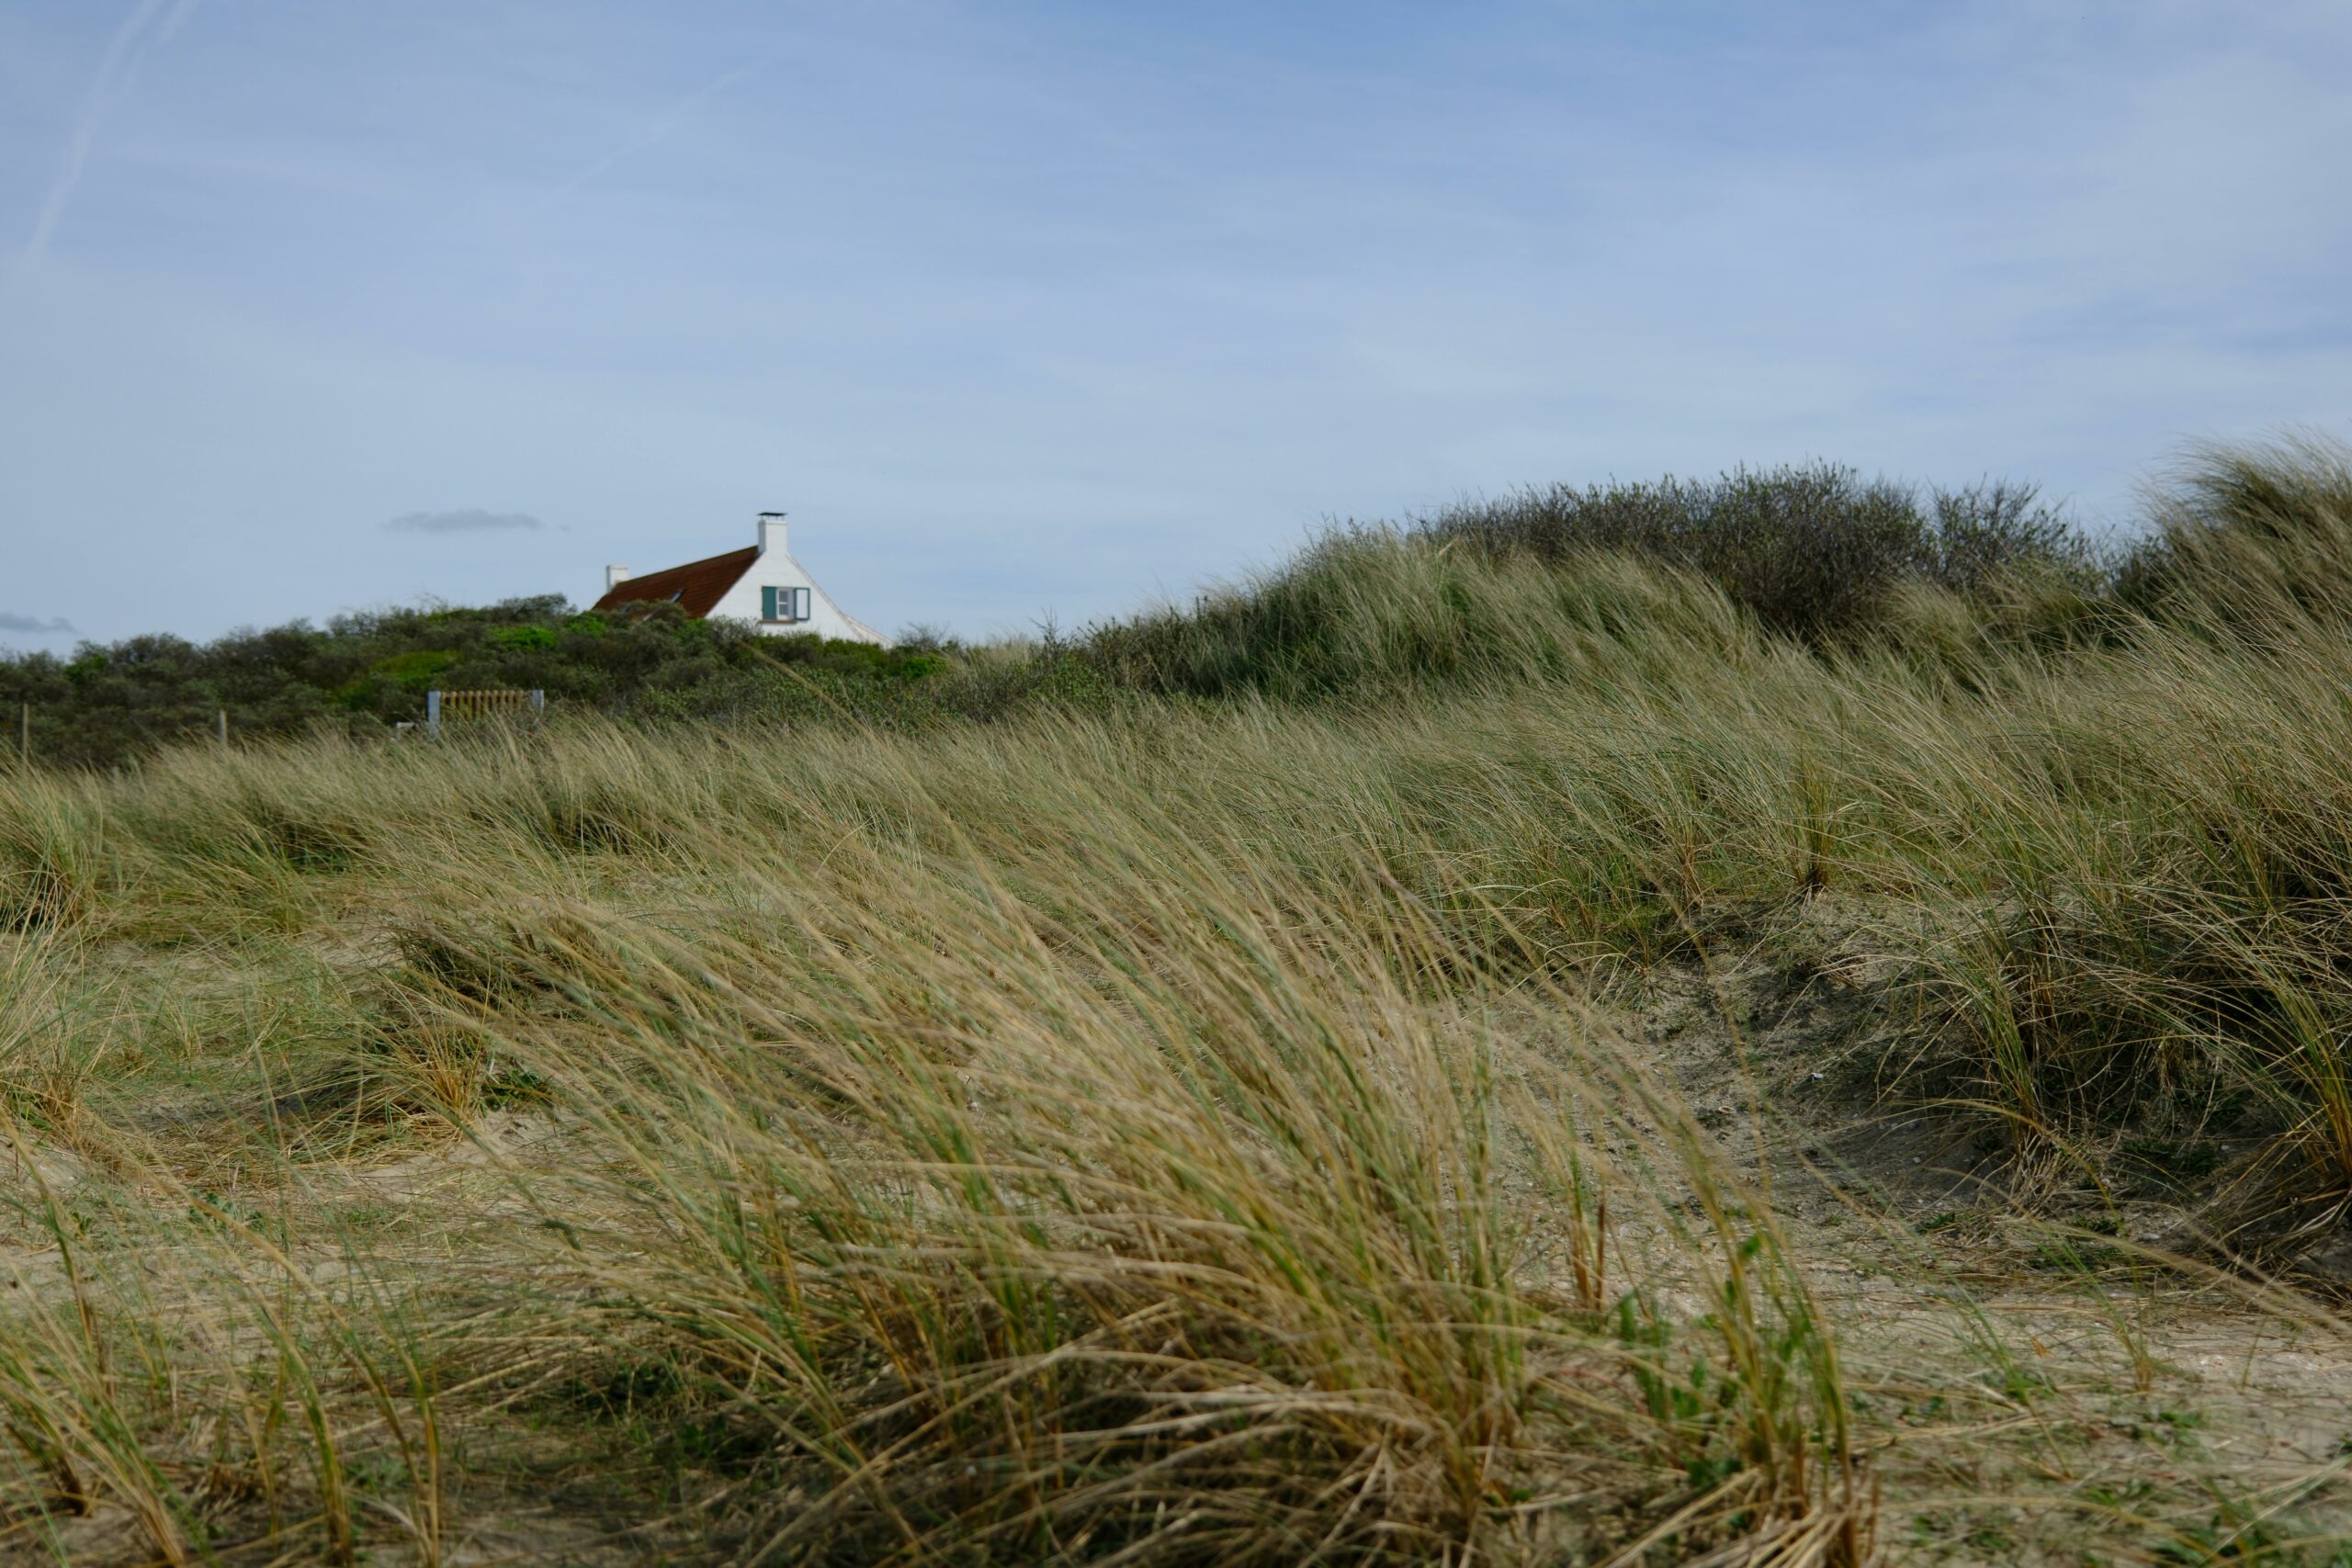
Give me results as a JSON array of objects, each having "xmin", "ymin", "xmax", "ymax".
[
  {"xmin": 1073, "ymin": 463, "xmax": 2097, "ymax": 704},
  {"xmin": 0, "ymin": 598, "xmax": 948, "ymax": 770},
  {"xmin": 1418, "ymin": 462, "xmax": 2093, "ymax": 637}
]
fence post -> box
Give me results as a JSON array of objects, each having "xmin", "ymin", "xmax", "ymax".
[
  {"xmin": 426, "ymin": 690, "xmax": 442, "ymax": 737},
  {"xmin": 530, "ymin": 689, "xmax": 545, "ymax": 721},
  {"xmin": 17, "ymin": 704, "xmax": 25, "ymax": 766},
  {"xmin": 217, "ymin": 709, "xmax": 228, "ymax": 747}
]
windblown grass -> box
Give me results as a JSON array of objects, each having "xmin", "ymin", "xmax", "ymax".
[
  {"xmin": 1, "ymin": 442, "xmax": 2351, "ymax": 1560},
  {"xmin": 0, "ymin": 721, "xmax": 1883, "ymax": 1562}
]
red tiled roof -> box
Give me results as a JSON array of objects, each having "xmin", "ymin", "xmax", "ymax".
[{"xmin": 590, "ymin": 546, "xmax": 757, "ymax": 617}]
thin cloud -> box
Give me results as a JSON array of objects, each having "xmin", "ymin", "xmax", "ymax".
[
  {"xmin": 382, "ymin": 509, "xmax": 545, "ymax": 536},
  {"xmin": 527, "ymin": 58, "xmax": 767, "ymax": 220},
  {"xmin": 11, "ymin": 0, "xmax": 200, "ymax": 289},
  {"xmin": 0, "ymin": 613, "xmax": 78, "ymax": 635}
]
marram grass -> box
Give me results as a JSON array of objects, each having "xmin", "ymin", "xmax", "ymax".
[{"xmin": 0, "ymin": 443, "xmax": 2350, "ymax": 1560}]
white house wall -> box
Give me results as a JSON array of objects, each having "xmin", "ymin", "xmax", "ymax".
[{"xmin": 705, "ymin": 551, "xmax": 888, "ymax": 645}]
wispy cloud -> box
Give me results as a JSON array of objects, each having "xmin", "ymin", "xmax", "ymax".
[
  {"xmin": 527, "ymin": 58, "xmax": 767, "ymax": 220},
  {"xmin": 11, "ymin": 0, "xmax": 201, "ymax": 288},
  {"xmin": 381, "ymin": 509, "xmax": 544, "ymax": 535},
  {"xmin": 0, "ymin": 613, "xmax": 78, "ymax": 635}
]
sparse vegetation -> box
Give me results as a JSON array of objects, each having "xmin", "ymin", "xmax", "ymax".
[{"xmin": 2, "ymin": 442, "xmax": 2351, "ymax": 1561}]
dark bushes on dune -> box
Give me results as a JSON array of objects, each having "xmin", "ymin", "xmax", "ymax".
[
  {"xmin": 1419, "ymin": 462, "xmax": 2092, "ymax": 637},
  {"xmin": 1078, "ymin": 463, "xmax": 2098, "ymax": 701},
  {"xmin": 0, "ymin": 597, "xmax": 951, "ymax": 771}
]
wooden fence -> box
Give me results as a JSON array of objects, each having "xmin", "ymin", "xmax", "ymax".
[{"xmin": 425, "ymin": 689, "xmax": 546, "ymax": 735}]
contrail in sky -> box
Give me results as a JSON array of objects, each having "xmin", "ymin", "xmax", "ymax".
[
  {"xmin": 10, "ymin": 0, "xmax": 200, "ymax": 289},
  {"xmin": 526, "ymin": 58, "xmax": 769, "ymax": 220}
]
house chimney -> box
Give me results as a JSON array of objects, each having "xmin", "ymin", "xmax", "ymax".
[
  {"xmin": 605, "ymin": 564, "xmax": 630, "ymax": 592},
  {"xmin": 758, "ymin": 511, "xmax": 788, "ymax": 558}
]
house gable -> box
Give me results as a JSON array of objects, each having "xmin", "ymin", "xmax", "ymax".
[
  {"xmin": 703, "ymin": 552, "xmax": 887, "ymax": 643},
  {"xmin": 593, "ymin": 520, "xmax": 888, "ymax": 646}
]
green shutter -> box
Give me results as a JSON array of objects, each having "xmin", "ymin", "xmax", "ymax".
[{"xmin": 761, "ymin": 586, "xmax": 777, "ymax": 619}]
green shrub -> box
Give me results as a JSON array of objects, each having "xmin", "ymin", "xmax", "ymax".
[
  {"xmin": 376, "ymin": 650, "xmax": 458, "ymax": 689},
  {"xmin": 0, "ymin": 595, "xmax": 940, "ymax": 769},
  {"xmin": 1418, "ymin": 463, "xmax": 2091, "ymax": 638},
  {"xmin": 1069, "ymin": 462, "xmax": 2098, "ymax": 705}
]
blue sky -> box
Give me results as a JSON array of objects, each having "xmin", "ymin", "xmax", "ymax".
[{"xmin": 3, "ymin": 1, "xmax": 2348, "ymax": 649}]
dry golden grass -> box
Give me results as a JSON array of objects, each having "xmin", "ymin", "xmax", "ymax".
[{"xmin": 3, "ymin": 442, "xmax": 2352, "ymax": 1561}]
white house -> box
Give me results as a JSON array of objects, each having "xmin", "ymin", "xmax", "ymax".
[{"xmin": 592, "ymin": 513, "xmax": 887, "ymax": 645}]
